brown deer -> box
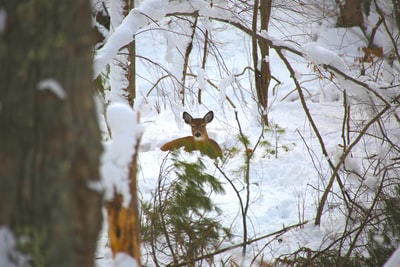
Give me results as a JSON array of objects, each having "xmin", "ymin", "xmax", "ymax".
[{"xmin": 160, "ymin": 111, "xmax": 222, "ymax": 159}]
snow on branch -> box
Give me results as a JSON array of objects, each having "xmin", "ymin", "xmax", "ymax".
[
  {"xmin": 302, "ymin": 42, "xmax": 349, "ymax": 73},
  {"xmin": 100, "ymin": 103, "xmax": 144, "ymax": 207},
  {"xmin": 93, "ymin": 0, "xmax": 168, "ymax": 78},
  {"xmin": 37, "ymin": 79, "xmax": 66, "ymax": 99},
  {"xmin": 93, "ymin": 0, "xmax": 241, "ymax": 78}
]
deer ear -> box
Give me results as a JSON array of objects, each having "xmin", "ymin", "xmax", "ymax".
[
  {"xmin": 203, "ymin": 111, "xmax": 214, "ymax": 123},
  {"xmin": 183, "ymin": 112, "xmax": 193, "ymax": 124}
]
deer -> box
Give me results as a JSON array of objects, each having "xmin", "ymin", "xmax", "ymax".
[{"xmin": 160, "ymin": 111, "xmax": 222, "ymax": 159}]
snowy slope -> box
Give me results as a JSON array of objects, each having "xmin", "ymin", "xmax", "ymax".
[{"xmin": 95, "ymin": 0, "xmax": 400, "ymax": 266}]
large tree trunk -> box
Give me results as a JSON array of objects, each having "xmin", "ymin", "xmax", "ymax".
[{"xmin": 0, "ymin": 1, "xmax": 102, "ymax": 266}]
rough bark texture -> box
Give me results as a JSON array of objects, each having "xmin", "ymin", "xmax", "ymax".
[{"xmin": 0, "ymin": 1, "xmax": 102, "ymax": 266}]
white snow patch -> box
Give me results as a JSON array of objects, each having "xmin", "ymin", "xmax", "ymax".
[
  {"xmin": 37, "ymin": 79, "xmax": 66, "ymax": 99},
  {"xmin": 114, "ymin": 252, "xmax": 139, "ymax": 267},
  {"xmin": 100, "ymin": 103, "xmax": 144, "ymax": 207},
  {"xmin": 302, "ymin": 42, "xmax": 349, "ymax": 73},
  {"xmin": 93, "ymin": 0, "xmax": 168, "ymax": 77},
  {"xmin": 197, "ymin": 67, "xmax": 206, "ymax": 91},
  {"xmin": 94, "ymin": 1, "xmax": 400, "ymax": 265},
  {"xmin": 0, "ymin": 226, "xmax": 30, "ymax": 267},
  {"xmin": 383, "ymin": 246, "xmax": 400, "ymax": 267},
  {"xmin": 364, "ymin": 175, "xmax": 379, "ymax": 190}
]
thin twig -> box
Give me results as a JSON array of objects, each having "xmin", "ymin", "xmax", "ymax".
[{"xmin": 168, "ymin": 221, "xmax": 309, "ymax": 267}]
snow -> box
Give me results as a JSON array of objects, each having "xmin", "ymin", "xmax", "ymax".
[
  {"xmin": 100, "ymin": 102, "xmax": 143, "ymax": 207},
  {"xmin": 0, "ymin": 0, "xmax": 400, "ymax": 267},
  {"xmin": 93, "ymin": 0, "xmax": 168, "ymax": 77},
  {"xmin": 36, "ymin": 78, "xmax": 66, "ymax": 99},
  {"xmin": 0, "ymin": 226, "xmax": 30, "ymax": 267},
  {"xmin": 383, "ymin": 247, "xmax": 400, "ymax": 267},
  {"xmin": 2, "ymin": 0, "xmax": 398, "ymax": 266},
  {"xmin": 302, "ymin": 42, "xmax": 349, "ymax": 73},
  {"xmin": 93, "ymin": 1, "xmax": 399, "ymax": 262},
  {"xmin": 114, "ymin": 253, "xmax": 139, "ymax": 267}
]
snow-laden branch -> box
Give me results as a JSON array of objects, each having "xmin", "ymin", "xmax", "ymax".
[
  {"xmin": 93, "ymin": 0, "xmax": 229, "ymax": 78},
  {"xmin": 93, "ymin": 0, "xmax": 254, "ymax": 78},
  {"xmin": 213, "ymin": 16, "xmax": 393, "ymax": 102},
  {"xmin": 302, "ymin": 42, "xmax": 349, "ymax": 73},
  {"xmin": 100, "ymin": 103, "xmax": 144, "ymax": 207},
  {"xmin": 274, "ymin": 45, "xmax": 393, "ymax": 226},
  {"xmin": 93, "ymin": 0, "xmax": 301, "ymax": 79},
  {"xmin": 93, "ymin": 0, "xmax": 168, "ymax": 78},
  {"xmin": 94, "ymin": 0, "xmax": 391, "ymax": 105}
]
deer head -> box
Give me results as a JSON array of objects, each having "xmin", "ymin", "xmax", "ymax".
[{"xmin": 183, "ymin": 111, "xmax": 214, "ymax": 141}]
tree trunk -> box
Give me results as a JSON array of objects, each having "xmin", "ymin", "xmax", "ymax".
[
  {"xmin": 0, "ymin": 1, "xmax": 102, "ymax": 266},
  {"xmin": 252, "ymin": 0, "xmax": 272, "ymax": 124},
  {"xmin": 105, "ymin": 145, "xmax": 141, "ymax": 264},
  {"xmin": 124, "ymin": 0, "xmax": 136, "ymax": 106},
  {"xmin": 337, "ymin": 0, "xmax": 364, "ymax": 27},
  {"xmin": 104, "ymin": 1, "xmax": 142, "ymax": 264},
  {"xmin": 394, "ymin": 0, "xmax": 400, "ymax": 30}
]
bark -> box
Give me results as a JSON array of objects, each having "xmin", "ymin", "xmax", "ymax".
[
  {"xmin": 252, "ymin": 0, "xmax": 272, "ymax": 124},
  {"xmin": 105, "ymin": 139, "xmax": 142, "ymax": 265},
  {"xmin": 394, "ymin": 0, "xmax": 400, "ymax": 30},
  {"xmin": 337, "ymin": 0, "xmax": 364, "ymax": 27},
  {"xmin": 124, "ymin": 0, "xmax": 136, "ymax": 106},
  {"xmin": 104, "ymin": 1, "xmax": 142, "ymax": 264},
  {"xmin": 0, "ymin": 1, "xmax": 102, "ymax": 266}
]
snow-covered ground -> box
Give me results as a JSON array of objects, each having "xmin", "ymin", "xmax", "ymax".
[{"xmin": 95, "ymin": 0, "xmax": 400, "ymax": 266}]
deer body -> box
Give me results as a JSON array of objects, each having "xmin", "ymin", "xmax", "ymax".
[{"xmin": 160, "ymin": 111, "xmax": 222, "ymax": 159}]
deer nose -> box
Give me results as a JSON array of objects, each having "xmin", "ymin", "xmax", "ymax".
[{"xmin": 195, "ymin": 132, "xmax": 201, "ymax": 138}]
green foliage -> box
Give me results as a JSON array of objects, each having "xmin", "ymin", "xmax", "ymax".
[
  {"xmin": 260, "ymin": 122, "xmax": 288, "ymax": 158},
  {"xmin": 364, "ymin": 232, "xmax": 395, "ymax": 267},
  {"xmin": 363, "ymin": 185, "xmax": 400, "ymax": 267},
  {"xmin": 94, "ymin": 67, "xmax": 110, "ymax": 99},
  {"xmin": 15, "ymin": 226, "xmax": 47, "ymax": 267},
  {"xmin": 259, "ymin": 140, "xmax": 276, "ymax": 156},
  {"xmin": 264, "ymin": 123, "xmax": 285, "ymax": 135},
  {"xmin": 276, "ymin": 247, "xmax": 364, "ymax": 267},
  {"xmin": 141, "ymin": 154, "xmax": 231, "ymax": 266},
  {"xmin": 225, "ymin": 146, "xmax": 240, "ymax": 159},
  {"xmin": 237, "ymin": 133, "xmax": 250, "ymax": 147}
]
